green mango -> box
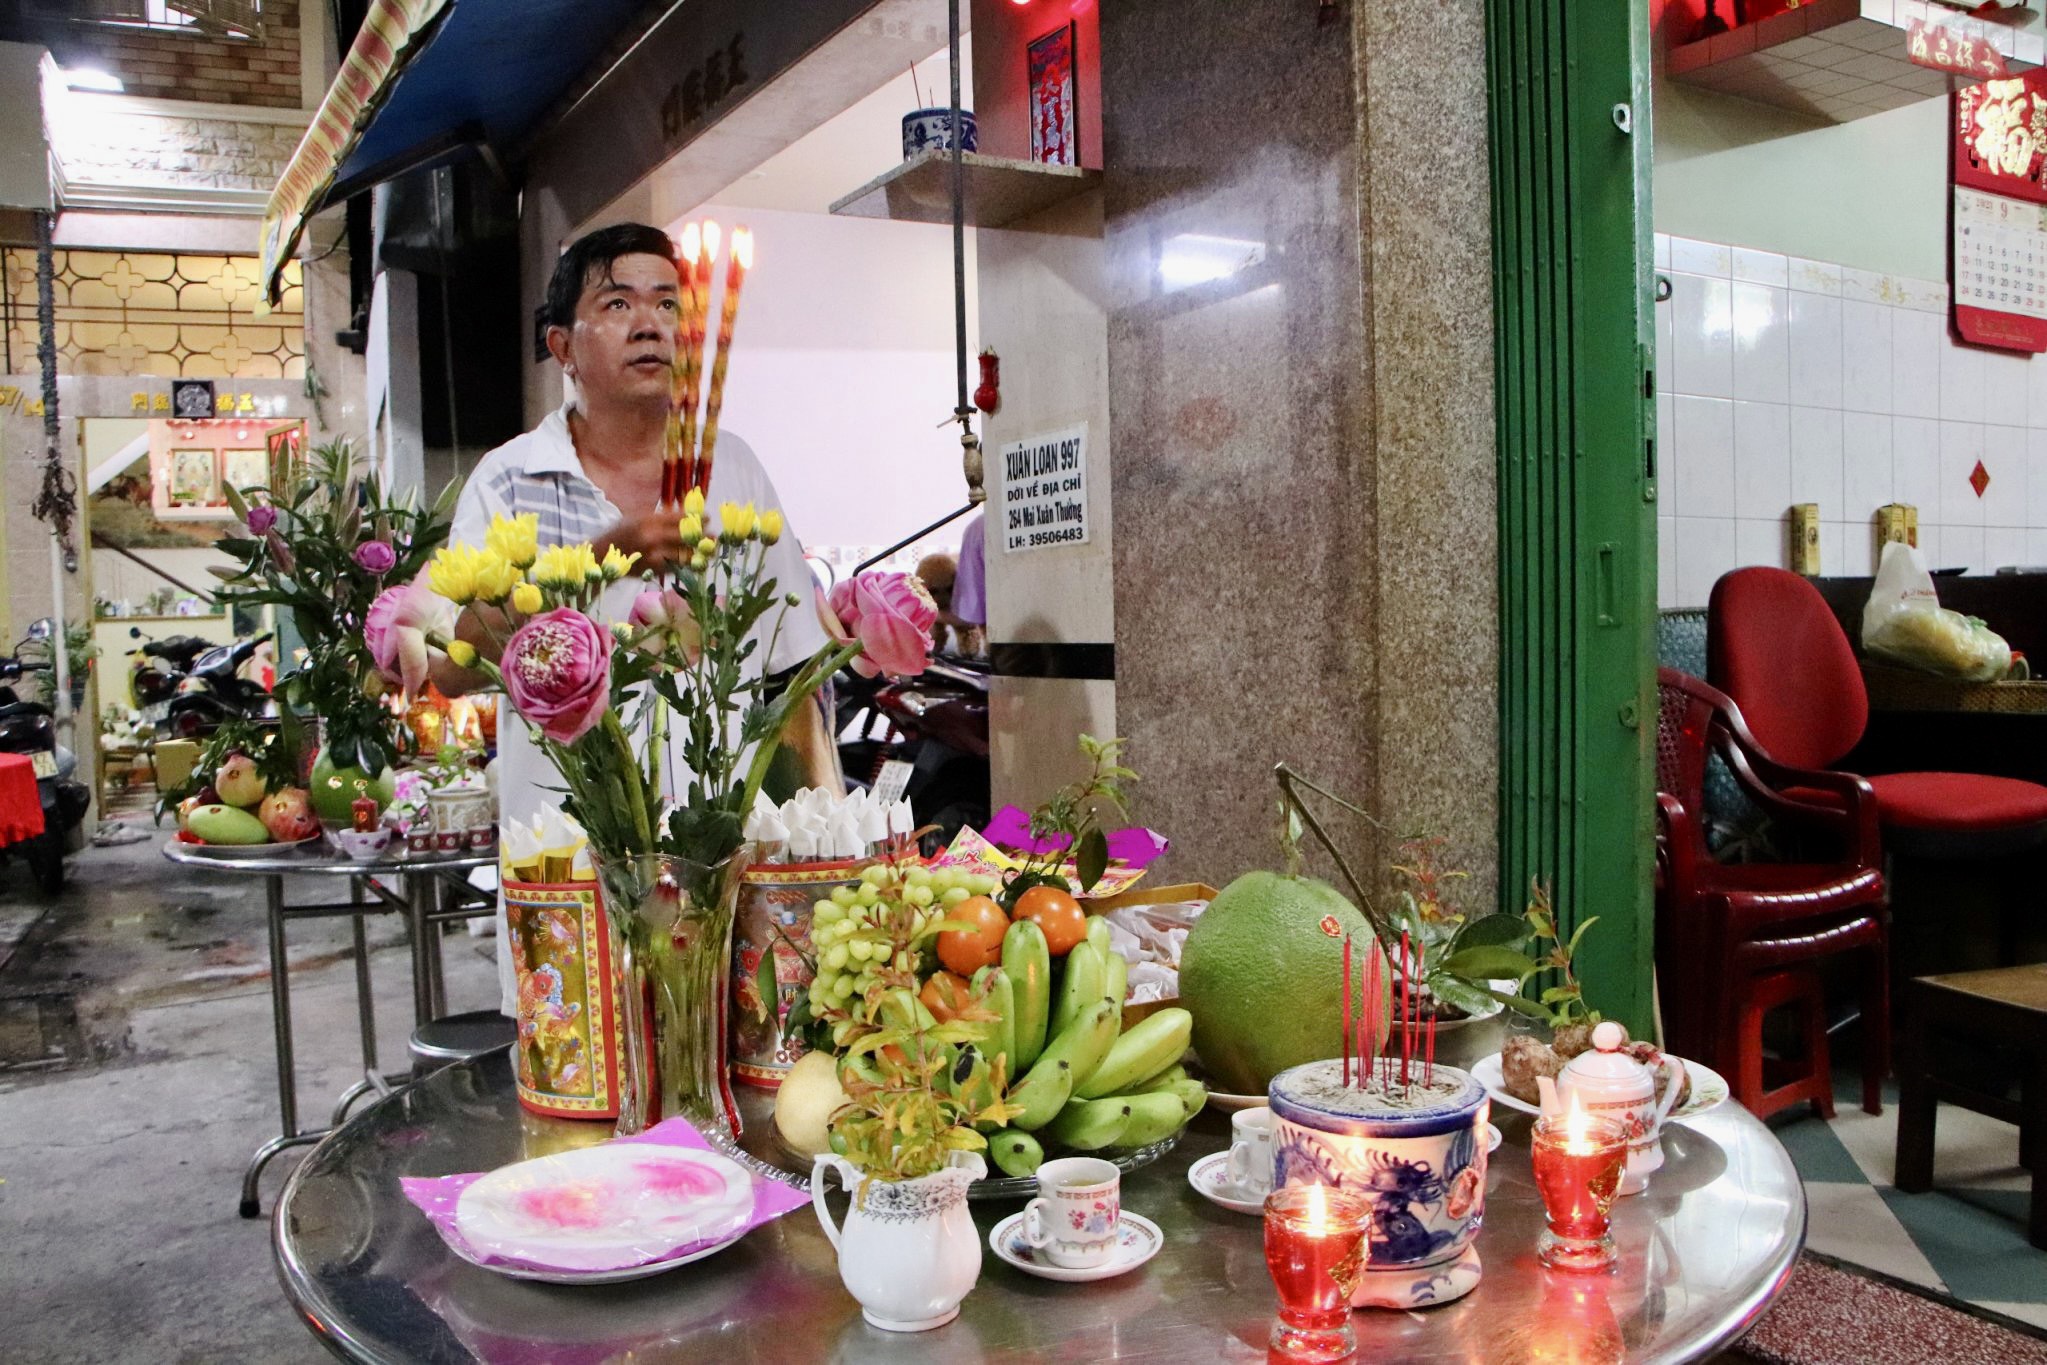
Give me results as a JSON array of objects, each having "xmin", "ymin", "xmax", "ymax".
[{"xmin": 187, "ymin": 803, "xmax": 271, "ymax": 845}]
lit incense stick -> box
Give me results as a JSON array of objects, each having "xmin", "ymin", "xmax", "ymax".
[
  {"xmin": 695, "ymin": 225, "xmax": 751, "ymax": 496},
  {"xmin": 679, "ymin": 220, "xmax": 716, "ymax": 496},
  {"xmin": 664, "ymin": 221, "xmax": 703, "ymax": 507}
]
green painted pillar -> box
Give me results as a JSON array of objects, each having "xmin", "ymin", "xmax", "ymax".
[{"xmin": 1486, "ymin": 2, "xmax": 1658, "ymax": 1034}]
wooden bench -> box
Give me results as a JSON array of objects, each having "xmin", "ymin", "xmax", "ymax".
[{"xmin": 1894, "ymin": 965, "xmax": 2047, "ymax": 1249}]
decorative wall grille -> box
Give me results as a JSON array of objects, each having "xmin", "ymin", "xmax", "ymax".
[{"xmin": 1, "ymin": 249, "xmax": 303, "ymax": 379}]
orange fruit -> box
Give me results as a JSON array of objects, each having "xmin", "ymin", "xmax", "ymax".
[
  {"xmin": 937, "ymin": 896, "xmax": 1009, "ymax": 975},
  {"xmin": 920, "ymin": 970, "xmax": 973, "ymax": 1022},
  {"xmin": 1012, "ymin": 885, "xmax": 1087, "ymax": 956}
]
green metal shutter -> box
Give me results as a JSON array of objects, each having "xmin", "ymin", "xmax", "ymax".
[{"xmin": 1486, "ymin": 1, "xmax": 1658, "ymax": 1033}]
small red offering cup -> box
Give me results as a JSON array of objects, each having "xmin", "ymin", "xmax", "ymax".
[
  {"xmin": 1263, "ymin": 1183, "xmax": 1370, "ymax": 1361},
  {"xmin": 1532, "ymin": 1110, "xmax": 1630, "ymax": 1273}
]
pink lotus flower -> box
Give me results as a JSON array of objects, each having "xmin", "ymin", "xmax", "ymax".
[
  {"xmin": 503, "ymin": 608, "xmax": 612, "ymax": 745},
  {"xmin": 627, "ymin": 587, "xmax": 702, "ymax": 663},
  {"xmin": 354, "ymin": 539, "xmax": 397, "ymax": 574},
  {"xmin": 829, "ymin": 572, "xmax": 937, "ymax": 679},
  {"xmin": 365, "ymin": 580, "xmax": 451, "ymax": 696},
  {"xmin": 245, "ymin": 505, "xmax": 277, "ymax": 535}
]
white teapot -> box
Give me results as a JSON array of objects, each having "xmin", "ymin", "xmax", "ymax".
[{"xmin": 1557, "ymin": 1021, "xmax": 1683, "ymax": 1196}]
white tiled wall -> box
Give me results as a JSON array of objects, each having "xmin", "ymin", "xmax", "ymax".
[{"xmin": 1656, "ymin": 232, "xmax": 2047, "ymax": 608}]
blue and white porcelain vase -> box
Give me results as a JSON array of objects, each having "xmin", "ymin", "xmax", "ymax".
[
  {"xmin": 1270, "ymin": 1058, "xmax": 1490, "ymax": 1309},
  {"xmin": 902, "ymin": 107, "xmax": 977, "ymax": 160}
]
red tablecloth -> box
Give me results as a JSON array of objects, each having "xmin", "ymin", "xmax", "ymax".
[{"xmin": 0, "ymin": 752, "xmax": 45, "ymax": 846}]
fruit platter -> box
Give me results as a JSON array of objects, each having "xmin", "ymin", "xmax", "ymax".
[
  {"xmin": 167, "ymin": 748, "xmax": 325, "ymax": 855},
  {"xmin": 769, "ymin": 856, "xmax": 1205, "ymax": 1196}
]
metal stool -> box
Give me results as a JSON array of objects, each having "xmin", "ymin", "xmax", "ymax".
[{"xmin": 410, "ymin": 1009, "xmax": 516, "ymax": 1074}]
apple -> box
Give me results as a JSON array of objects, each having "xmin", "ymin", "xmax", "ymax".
[
  {"xmin": 258, "ymin": 786, "xmax": 319, "ymax": 843},
  {"xmin": 176, "ymin": 794, "xmax": 204, "ymax": 832},
  {"xmin": 214, "ymin": 752, "xmax": 267, "ymax": 809}
]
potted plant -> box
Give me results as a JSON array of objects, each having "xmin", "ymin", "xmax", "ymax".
[{"xmin": 809, "ymin": 857, "xmax": 1016, "ymax": 1332}]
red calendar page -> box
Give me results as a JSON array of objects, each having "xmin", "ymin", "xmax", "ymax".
[{"xmin": 1954, "ymin": 74, "xmax": 2047, "ymax": 352}]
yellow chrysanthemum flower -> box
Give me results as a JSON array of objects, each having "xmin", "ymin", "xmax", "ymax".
[
  {"xmin": 683, "ymin": 487, "xmax": 706, "ymax": 517},
  {"xmin": 511, "ymin": 581, "xmax": 543, "ymax": 615},
  {"xmin": 470, "ymin": 551, "xmax": 522, "ymax": 604},
  {"xmin": 445, "ymin": 639, "xmax": 477, "ymax": 668},
  {"xmin": 532, "ymin": 543, "xmax": 599, "ymax": 590},
  {"xmin": 485, "ymin": 512, "xmax": 540, "ymax": 570},
  {"xmin": 678, "ymin": 513, "xmax": 703, "ymax": 544},
  {"xmin": 600, "ymin": 546, "xmax": 641, "ymax": 582},
  {"xmin": 696, "ymin": 536, "xmax": 719, "ymax": 557},
  {"xmin": 428, "ymin": 544, "xmax": 479, "ymax": 604},
  {"xmin": 758, "ymin": 509, "xmax": 784, "ymax": 545},
  {"xmin": 718, "ymin": 501, "xmax": 756, "ymax": 542}
]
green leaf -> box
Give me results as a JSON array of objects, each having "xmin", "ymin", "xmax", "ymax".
[
  {"xmin": 1450, "ymin": 912, "xmax": 1530, "ymax": 954},
  {"xmin": 1495, "ymin": 992, "xmax": 1552, "ymax": 1020},
  {"xmin": 1565, "ymin": 915, "xmax": 1601, "ymax": 957},
  {"xmin": 1438, "ymin": 946, "xmax": 1539, "ymax": 982},
  {"xmin": 1424, "ymin": 974, "xmax": 1499, "ymax": 1018},
  {"xmin": 1540, "ymin": 985, "xmax": 1580, "ymax": 1005},
  {"xmin": 1076, "ymin": 826, "xmax": 1108, "ymax": 893},
  {"xmin": 753, "ymin": 952, "xmax": 778, "ymax": 1024}
]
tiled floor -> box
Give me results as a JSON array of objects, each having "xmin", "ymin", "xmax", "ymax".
[{"xmin": 1768, "ymin": 1069, "xmax": 2047, "ymax": 1331}]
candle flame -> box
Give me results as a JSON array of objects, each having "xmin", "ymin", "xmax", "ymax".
[
  {"xmin": 731, "ymin": 225, "xmax": 754, "ymax": 271},
  {"xmin": 702, "ymin": 219, "xmax": 722, "ymax": 263},
  {"xmin": 1304, "ymin": 1183, "xmax": 1328, "ymax": 1233},
  {"xmin": 678, "ymin": 221, "xmax": 701, "ymax": 261},
  {"xmin": 1562, "ymin": 1091, "xmax": 1595, "ymax": 1151}
]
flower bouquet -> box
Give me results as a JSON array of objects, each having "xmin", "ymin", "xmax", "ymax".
[
  {"xmin": 212, "ymin": 438, "xmax": 456, "ymax": 821},
  {"xmin": 402, "ymin": 492, "xmax": 936, "ymax": 1135}
]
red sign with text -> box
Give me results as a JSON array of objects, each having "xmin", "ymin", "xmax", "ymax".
[{"xmin": 1911, "ymin": 18, "xmax": 2009, "ymax": 81}]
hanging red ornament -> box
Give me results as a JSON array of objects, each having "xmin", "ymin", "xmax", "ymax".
[{"xmin": 974, "ymin": 348, "xmax": 1001, "ymax": 415}]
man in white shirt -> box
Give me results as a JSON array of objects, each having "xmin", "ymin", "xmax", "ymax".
[{"xmin": 433, "ymin": 222, "xmax": 832, "ymax": 1012}]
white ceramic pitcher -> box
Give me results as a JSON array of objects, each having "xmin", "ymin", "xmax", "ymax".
[
  {"xmin": 1558, "ymin": 1021, "xmax": 1683, "ymax": 1196},
  {"xmin": 811, "ymin": 1150, "xmax": 986, "ymax": 1332}
]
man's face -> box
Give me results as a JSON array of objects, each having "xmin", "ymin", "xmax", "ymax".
[{"xmin": 551, "ymin": 251, "xmax": 680, "ymax": 409}]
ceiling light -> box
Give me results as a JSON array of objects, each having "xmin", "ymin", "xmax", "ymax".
[{"xmin": 62, "ymin": 67, "xmax": 124, "ymax": 93}]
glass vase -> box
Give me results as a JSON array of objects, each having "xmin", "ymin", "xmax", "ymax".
[{"xmin": 594, "ymin": 849, "xmax": 750, "ymax": 1139}]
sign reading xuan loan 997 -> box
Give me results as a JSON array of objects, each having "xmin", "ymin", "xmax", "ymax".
[{"xmin": 998, "ymin": 423, "xmax": 1090, "ymax": 552}]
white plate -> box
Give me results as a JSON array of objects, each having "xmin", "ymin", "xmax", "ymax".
[
  {"xmin": 1471, "ymin": 1052, "xmax": 1730, "ymax": 1122},
  {"xmin": 1187, "ymin": 1152, "xmax": 1266, "ymax": 1215},
  {"xmin": 446, "ymin": 1224, "xmax": 745, "ymax": 1284},
  {"xmin": 1205, "ymin": 1089, "xmax": 1266, "ymax": 1114},
  {"xmin": 454, "ymin": 1144, "xmax": 755, "ymax": 1274},
  {"xmin": 989, "ymin": 1210, "xmax": 1163, "ymax": 1283},
  {"xmin": 170, "ymin": 833, "xmax": 320, "ymax": 860}
]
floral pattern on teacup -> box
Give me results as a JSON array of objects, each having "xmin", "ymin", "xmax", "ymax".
[{"xmin": 1068, "ymin": 1196, "xmax": 1119, "ymax": 1236}]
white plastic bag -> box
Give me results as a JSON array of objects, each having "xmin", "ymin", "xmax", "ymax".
[{"xmin": 1862, "ymin": 541, "xmax": 2012, "ymax": 682}]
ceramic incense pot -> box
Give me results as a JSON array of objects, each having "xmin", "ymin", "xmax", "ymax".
[{"xmin": 1270, "ymin": 1059, "xmax": 1490, "ymax": 1309}]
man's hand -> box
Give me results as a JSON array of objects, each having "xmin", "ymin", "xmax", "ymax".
[{"xmin": 596, "ymin": 509, "xmax": 688, "ymax": 573}]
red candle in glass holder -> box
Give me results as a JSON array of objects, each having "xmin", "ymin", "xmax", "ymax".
[
  {"xmin": 1263, "ymin": 1183, "xmax": 1370, "ymax": 1361},
  {"xmin": 1531, "ymin": 1107, "xmax": 1630, "ymax": 1273}
]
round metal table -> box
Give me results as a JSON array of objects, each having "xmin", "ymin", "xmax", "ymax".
[
  {"xmin": 162, "ymin": 839, "xmax": 495, "ymax": 1216},
  {"xmin": 274, "ymin": 1051, "xmax": 1805, "ymax": 1363}
]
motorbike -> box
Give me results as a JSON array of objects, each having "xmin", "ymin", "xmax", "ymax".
[
  {"xmin": 128, "ymin": 631, "xmax": 215, "ymax": 725},
  {"xmin": 0, "ymin": 633, "xmax": 91, "ymax": 894},
  {"xmin": 836, "ymin": 652, "xmax": 990, "ymax": 852},
  {"xmin": 161, "ymin": 633, "xmax": 277, "ymax": 741}
]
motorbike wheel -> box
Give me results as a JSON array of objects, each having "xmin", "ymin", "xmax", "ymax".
[{"xmin": 23, "ymin": 830, "xmax": 64, "ymax": 895}]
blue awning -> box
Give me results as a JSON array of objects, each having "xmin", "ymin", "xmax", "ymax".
[
  {"xmin": 328, "ymin": 0, "xmax": 650, "ymax": 200},
  {"xmin": 261, "ymin": 0, "xmax": 650, "ymax": 302}
]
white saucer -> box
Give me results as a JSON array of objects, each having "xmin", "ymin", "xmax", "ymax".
[
  {"xmin": 446, "ymin": 1226, "xmax": 744, "ymax": 1283},
  {"xmin": 989, "ymin": 1211, "xmax": 1163, "ymax": 1282},
  {"xmin": 1187, "ymin": 1152, "xmax": 1265, "ymax": 1215},
  {"xmin": 1472, "ymin": 1052, "xmax": 1729, "ymax": 1122}
]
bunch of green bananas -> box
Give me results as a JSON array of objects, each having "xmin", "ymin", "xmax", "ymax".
[{"xmin": 949, "ymin": 916, "xmax": 1203, "ymax": 1179}]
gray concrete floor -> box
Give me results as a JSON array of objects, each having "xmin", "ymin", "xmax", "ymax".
[{"xmin": 0, "ymin": 831, "xmax": 498, "ymax": 1364}]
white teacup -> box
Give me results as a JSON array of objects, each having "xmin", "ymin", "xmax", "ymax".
[
  {"xmin": 1022, "ymin": 1156, "xmax": 1121, "ymax": 1268},
  {"xmin": 1225, "ymin": 1105, "xmax": 1276, "ymax": 1197}
]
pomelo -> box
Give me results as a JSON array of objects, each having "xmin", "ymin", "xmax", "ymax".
[
  {"xmin": 773, "ymin": 1049, "xmax": 849, "ymax": 1158},
  {"xmin": 1179, "ymin": 870, "xmax": 1390, "ymax": 1096},
  {"xmin": 309, "ymin": 749, "xmax": 396, "ymax": 825}
]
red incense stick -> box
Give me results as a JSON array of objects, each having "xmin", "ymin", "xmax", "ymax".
[
  {"xmin": 1365, "ymin": 947, "xmax": 1379, "ymax": 1089},
  {"xmin": 1425, "ymin": 1014, "xmax": 1437, "ymax": 1087},
  {"xmin": 1398, "ymin": 933, "xmax": 1411, "ymax": 1088},
  {"xmin": 1341, "ymin": 936, "xmax": 1353, "ymax": 1088}
]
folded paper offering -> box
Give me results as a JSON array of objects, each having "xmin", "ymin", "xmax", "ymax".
[{"xmin": 401, "ymin": 1116, "xmax": 807, "ymax": 1276}]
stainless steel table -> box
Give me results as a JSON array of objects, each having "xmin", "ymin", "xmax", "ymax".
[
  {"xmin": 274, "ymin": 1051, "xmax": 1805, "ymax": 1363},
  {"xmin": 161, "ymin": 839, "xmax": 494, "ymax": 1217}
]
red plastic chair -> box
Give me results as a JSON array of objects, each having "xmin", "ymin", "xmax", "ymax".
[
  {"xmin": 1708, "ymin": 567, "xmax": 2047, "ymax": 860},
  {"xmin": 1655, "ymin": 668, "xmax": 1889, "ymax": 1117}
]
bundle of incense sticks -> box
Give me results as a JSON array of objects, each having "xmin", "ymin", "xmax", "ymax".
[
  {"xmin": 1340, "ymin": 933, "xmax": 1438, "ymax": 1097},
  {"xmin": 661, "ymin": 220, "xmax": 754, "ymax": 508}
]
